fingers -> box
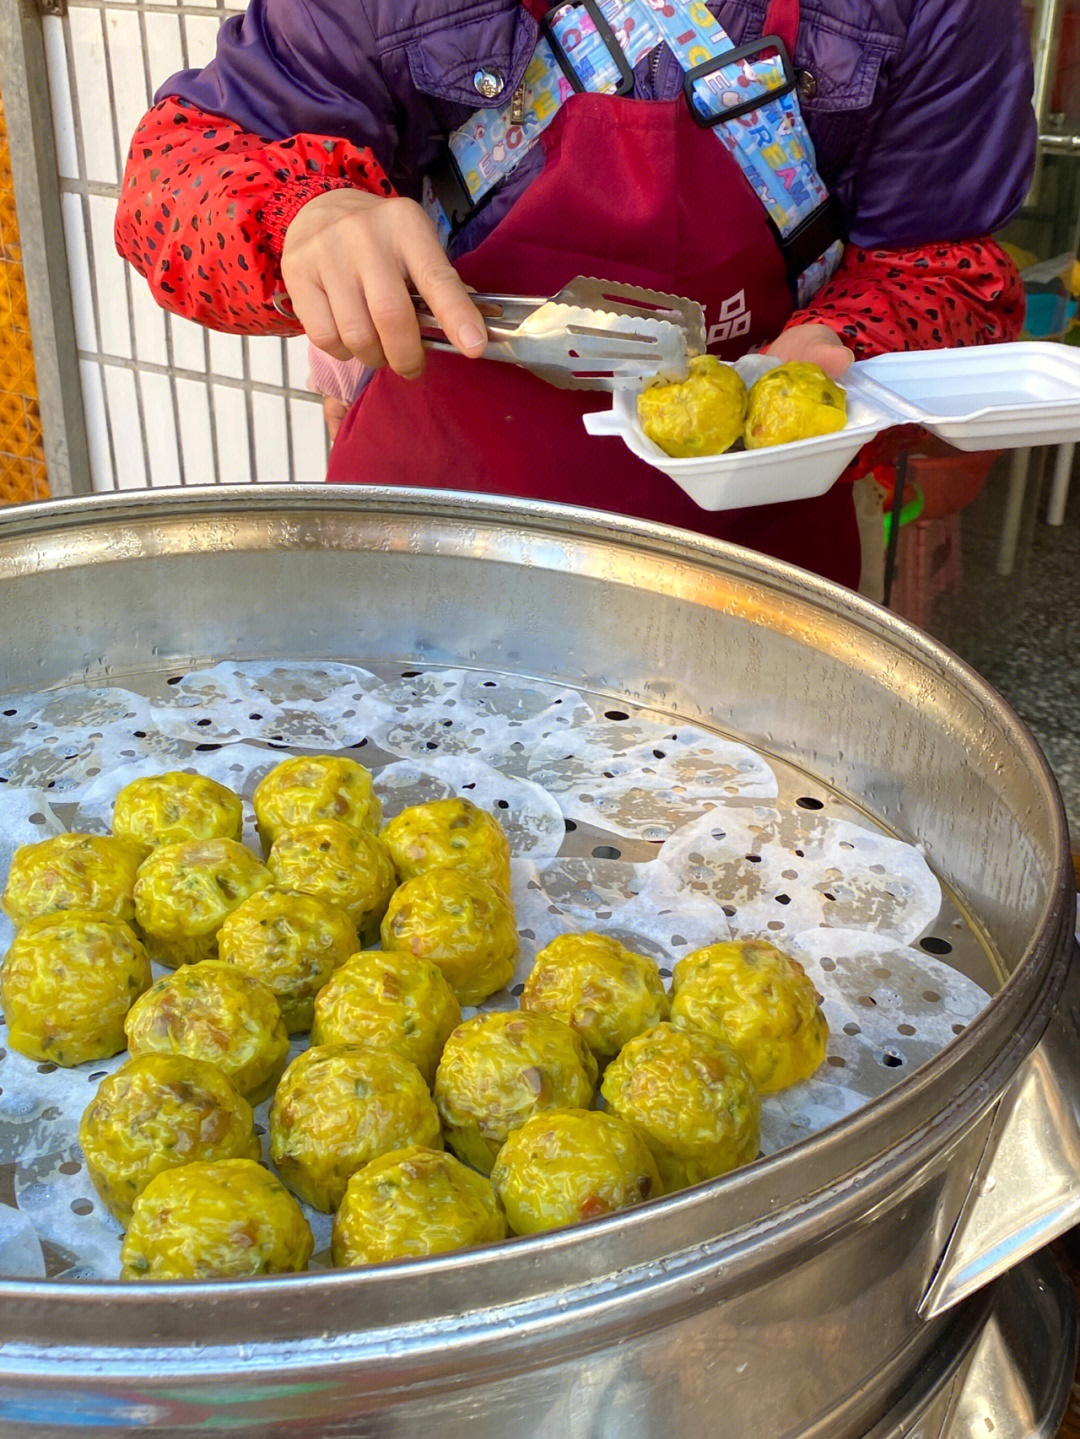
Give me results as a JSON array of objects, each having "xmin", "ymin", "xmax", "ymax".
[
  {"xmin": 281, "ymin": 192, "xmax": 485, "ymax": 378},
  {"xmin": 287, "ymin": 275, "xmax": 355, "ymax": 363},
  {"xmin": 410, "ymin": 260, "xmax": 488, "ymax": 358},
  {"xmin": 763, "ymin": 323, "xmax": 854, "ymax": 378},
  {"xmin": 811, "ymin": 342, "xmax": 855, "ymax": 379}
]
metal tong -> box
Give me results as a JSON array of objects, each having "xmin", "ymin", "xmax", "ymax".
[{"xmin": 413, "ymin": 276, "xmax": 706, "ymax": 391}]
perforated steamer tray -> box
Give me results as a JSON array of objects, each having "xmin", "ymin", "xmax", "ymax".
[
  {"xmin": 583, "ymin": 341, "xmax": 1080, "ymax": 510},
  {"xmin": 0, "ymin": 658, "xmax": 996, "ymax": 1281}
]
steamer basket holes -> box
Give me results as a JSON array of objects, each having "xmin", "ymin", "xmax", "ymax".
[{"xmin": 919, "ymin": 936, "xmax": 953, "ymax": 955}]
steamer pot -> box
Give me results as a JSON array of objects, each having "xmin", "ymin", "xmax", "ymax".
[{"xmin": 0, "ymin": 487, "xmax": 1078, "ymax": 1439}]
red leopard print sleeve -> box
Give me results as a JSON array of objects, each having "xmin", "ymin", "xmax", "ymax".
[
  {"xmin": 785, "ymin": 239, "xmax": 1026, "ymax": 358},
  {"xmin": 115, "ymin": 99, "xmax": 394, "ymax": 335}
]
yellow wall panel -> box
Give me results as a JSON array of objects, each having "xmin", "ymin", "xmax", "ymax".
[{"xmin": 0, "ymin": 91, "xmax": 48, "ymax": 505}]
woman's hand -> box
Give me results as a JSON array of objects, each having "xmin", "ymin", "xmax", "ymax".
[
  {"xmin": 322, "ymin": 396, "xmax": 349, "ymax": 442},
  {"xmin": 763, "ymin": 323, "xmax": 854, "ymax": 378},
  {"xmin": 281, "ymin": 190, "xmax": 488, "ymax": 378}
]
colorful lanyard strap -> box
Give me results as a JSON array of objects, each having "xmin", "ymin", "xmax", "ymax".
[{"xmin": 422, "ymin": 0, "xmax": 844, "ymax": 307}]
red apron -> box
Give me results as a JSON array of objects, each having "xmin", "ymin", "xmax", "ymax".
[{"xmin": 326, "ymin": 6, "xmax": 860, "ymax": 589}]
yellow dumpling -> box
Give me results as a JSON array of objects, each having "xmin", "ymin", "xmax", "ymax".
[
  {"xmin": 332, "ymin": 1145, "xmax": 506, "ymax": 1267},
  {"xmin": 381, "ymin": 866, "xmax": 517, "ymax": 1008},
  {"xmin": 1, "ymin": 832, "xmax": 147, "ymax": 929},
  {"xmin": 78, "ymin": 1051, "xmax": 260, "ymax": 1225},
  {"xmin": 434, "ymin": 1011, "xmax": 598, "ymax": 1175},
  {"xmin": 121, "ymin": 1158, "xmax": 313, "ymax": 1280},
  {"xmin": 381, "ymin": 797, "xmax": 512, "ymax": 893},
  {"xmin": 637, "ymin": 354, "xmax": 748, "ymax": 458},
  {"xmin": 270, "ymin": 1042, "xmax": 442, "ymax": 1212},
  {"xmin": 520, "ymin": 931, "xmax": 670, "ymax": 1061},
  {"xmin": 112, "ymin": 771, "xmax": 243, "ymax": 849},
  {"xmin": 491, "ymin": 1108, "xmax": 660, "ymax": 1236},
  {"xmin": 600, "ymin": 1023, "xmax": 760, "ymax": 1192},
  {"xmin": 1, "ymin": 911, "xmax": 151, "ymax": 1066},
  {"xmin": 217, "ymin": 887, "xmax": 358, "ymax": 1033},
  {"xmin": 311, "ymin": 949, "xmax": 461, "ymax": 1086},
  {"xmin": 743, "ymin": 361, "xmax": 847, "ymax": 449},
  {"xmin": 133, "ymin": 837, "xmax": 272, "ymax": 967},
  {"xmin": 253, "ymin": 755, "xmax": 381, "ymax": 853},
  {"xmin": 267, "ymin": 820, "xmax": 396, "ymax": 946},
  {"xmin": 124, "ymin": 961, "xmax": 289, "ymax": 1105},
  {"xmin": 669, "ymin": 939, "xmax": 828, "ymax": 1092}
]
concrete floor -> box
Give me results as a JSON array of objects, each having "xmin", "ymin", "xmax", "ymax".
[{"xmin": 886, "ymin": 445, "xmax": 1080, "ymax": 848}]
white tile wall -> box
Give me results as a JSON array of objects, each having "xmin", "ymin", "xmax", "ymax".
[
  {"xmin": 48, "ymin": 0, "xmax": 328, "ymax": 493},
  {"xmin": 78, "ymin": 361, "xmax": 111, "ymax": 490},
  {"xmin": 138, "ymin": 370, "xmax": 183, "ymax": 489},
  {"xmin": 210, "ymin": 383, "xmax": 252, "ymax": 485},
  {"xmin": 102, "ymin": 365, "xmax": 146, "ymax": 487},
  {"xmin": 43, "ymin": 17, "xmax": 78, "ymax": 180},
  {"xmin": 61, "ymin": 192, "xmax": 96, "ymax": 353}
]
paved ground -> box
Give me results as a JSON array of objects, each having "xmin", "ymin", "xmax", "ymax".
[{"xmin": 888, "ymin": 446, "xmax": 1080, "ymax": 848}]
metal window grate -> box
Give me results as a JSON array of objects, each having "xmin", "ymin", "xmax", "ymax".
[{"xmin": 37, "ymin": 0, "xmax": 329, "ymax": 492}]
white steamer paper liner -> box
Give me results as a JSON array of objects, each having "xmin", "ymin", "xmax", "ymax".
[{"xmin": 644, "ymin": 801, "xmax": 942, "ymax": 943}]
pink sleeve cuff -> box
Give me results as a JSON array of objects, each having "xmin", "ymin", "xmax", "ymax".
[{"xmin": 306, "ymin": 344, "xmax": 370, "ymax": 403}]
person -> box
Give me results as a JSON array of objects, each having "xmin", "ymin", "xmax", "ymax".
[{"xmin": 115, "ymin": 0, "xmax": 1034, "ymax": 591}]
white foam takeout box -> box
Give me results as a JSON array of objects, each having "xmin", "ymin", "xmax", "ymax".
[{"xmin": 582, "ymin": 341, "xmax": 1080, "ymax": 511}]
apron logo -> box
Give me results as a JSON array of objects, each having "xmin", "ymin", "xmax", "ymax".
[{"xmin": 706, "ymin": 290, "xmax": 751, "ymax": 346}]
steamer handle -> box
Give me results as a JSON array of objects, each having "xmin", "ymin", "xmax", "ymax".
[
  {"xmin": 936, "ymin": 1249, "xmax": 1077, "ymax": 1439},
  {"xmin": 920, "ymin": 936, "xmax": 1080, "ymax": 1320}
]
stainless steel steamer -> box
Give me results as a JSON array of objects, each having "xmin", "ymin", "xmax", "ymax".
[{"xmin": 0, "ymin": 487, "xmax": 1078, "ymax": 1439}]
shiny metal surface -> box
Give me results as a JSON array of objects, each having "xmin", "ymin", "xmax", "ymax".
[
  {"xmin": 922, "ymin": 941, "xmax": 1080, "ymax": 1317},
  {"xmin": 0, "ymin": 487, "xmax": 1076, "ymax": 1438},
  {"xmin": 863, "ymin": 1249, "xmax": 1078, "ymax": 1439}
]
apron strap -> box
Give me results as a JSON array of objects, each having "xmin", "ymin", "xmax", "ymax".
[{"xmin": 762, "ymin": 0, "xmax": 800, "ymax": 58}]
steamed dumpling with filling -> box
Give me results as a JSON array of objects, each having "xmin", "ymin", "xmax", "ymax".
[
  {"xmin": 434, "ymin": 1011, "xmax": 598, "ymax": 1175},
  {"xmin": 133, "ymin": 837, "xmax": 272, "ymax": 967},
  {"xmin": 637, "ymin": 355, "xmax": 747, "ymax": 458},
  {"xmin": 491, "ymin": 1108, "xmax": 660, "ymax": 1235},
  {"xmin": 669, "ymin": 939, "xmax": 828, "ymax": 1093},
  {"xmin": 268, "ymin": 821, "xmax": 396, "ymax": 947},
  {"xmin": 121, "ymin": 1158, "xmax": 313, "ymax": 1280},
  {"xmin": 332, "ymin": 1146, "xmax": 506, "ymax": 1267},
  {"xmin": 1, "ymin": 911, "xmax": 151, "ymax": 1066},
  {"xmin": 124, "ymin": 960, "xmax": 289, "ymax": 1106},
  {"xmin": 381, "ymin": 797, "xmax": 512, "ymax": 893},
  {"xmin": 1, "ymin": 833, "xmax": 147, "ymax": 929},
  {"xmin": 269, "ymin": 1042, "xmax": 442, "ymax": 1212},
  {"xmin": 519, "ymin": 931, "xmax": 669, "ymax": 1062},
  {"xmin": 600, "ymin": 1023, "xmax": 760, "ymax": 1192},
  {"xmin": 253, "ymin": 755, "xmax": 381, "ymax": 852},
  {"xmin": 79, "ymin": 1052, "xmax": 260, "ymax": 1224},
  {"xmin": 217, "ymin": 887, "xmax": 358, "ymax": 1033},
  {"xmin": 743, "ymin": 361, "xmax": 847, "ymax": 449},
  {"xmin": 380, "ymin": 866, "xmax": 517, "ymax": 1007},
  {"xmin": 112, "ymin": 771, "xmax": 243, "ymax": 849}
]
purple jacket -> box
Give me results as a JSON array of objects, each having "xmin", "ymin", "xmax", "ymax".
[{"xmin": 161, "ymin": 0, "xmax": 1035, "ymax": 254}]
